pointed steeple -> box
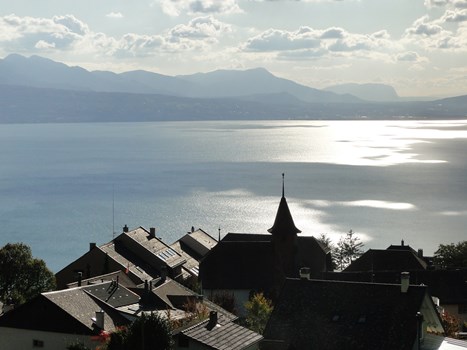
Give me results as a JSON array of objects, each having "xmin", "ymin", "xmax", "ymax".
[{"xmin": 268, "ymin": 173, "xmax": 301, "ymax": 235}]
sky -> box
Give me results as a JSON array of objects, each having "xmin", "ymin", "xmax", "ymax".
[{"xmin": 0, "ymin": 0, "xmax": 467, "ymax": 97}]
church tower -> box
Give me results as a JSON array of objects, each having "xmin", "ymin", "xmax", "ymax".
[{"xmin": 268, "ymin": 174, "xmax": 301, "ymax": 284}]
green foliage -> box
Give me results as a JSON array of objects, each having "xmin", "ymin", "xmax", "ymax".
[
  {"xmin": 244, "ymin": 292, "xmax": 273, "ymax": 335},
  {"xmin": 0, "ymin": 242, "xmax": 56, "ymax": 304},
  {"xmin": 441, "ymin": 311, "xmax": 461, "ymax": 338},
  {"xmin": 317, "ymin": 233, "xmax": 336, "ymax": 270},
  {"xmin": 334, "ymin": 230, "xmax": 364, "ymax": 271},
  {"xmin": 105, "ymin": 313, "xmax": 173, "ymax": 350},
  {"xmin": 434, "ymin": 241, "xmax": 467, "ymax": 269}
]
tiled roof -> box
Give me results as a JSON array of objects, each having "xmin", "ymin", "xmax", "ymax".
[
  {"xmin": 117, "ymin": 227, "xmax": 186, "ymax": 269},
  {"xmin": 200, "ymin": 233, "xmax": 329, "ymax": 290},
  {"xmin": 344, "ymin": 249, "xmax": 427, "ymax": 272},
  {"xmin": 263, "ymin": 278, "xmax": 441, "ymax": 350},
  {"xmin": 181, "ymin": 313, "xmax": 263, "ymax": 350},
  {"xmin": 321, "ymin": 268, "xmax": 467, "ymax": 304},
  {"xmin": 0, "ymin": 282, "xmax": 132, "ymax": 335}
]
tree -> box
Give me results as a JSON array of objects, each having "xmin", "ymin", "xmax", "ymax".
[
  {"xmin": 0, "ymin": 242, "xmax": 56, "ymax": 304},
  {"xmin": 334, "ymin": 230, "xmax": 364, "ymax": 271},
  {"xmin": 105, "ymin": 313, "xmax": 173, "ymax": 350},
  {"xmin": 434, "ymin": 241, "xmax": 467, "ymax": 269},
  {"xmin": 317, "ymin": 233, "xmax": 336, "ymax": 270},
  {"xmin": 244, "ymin": 292, "xmax": 273, "ymax": 335}
]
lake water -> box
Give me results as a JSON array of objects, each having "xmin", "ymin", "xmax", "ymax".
[{"xmin": 1, "ymin": 120, "xmax": 466, "ymax": 272}]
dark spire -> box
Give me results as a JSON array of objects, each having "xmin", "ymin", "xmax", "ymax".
[
  {"xmin": 282, "ymin": 173, "xmax": 285, "ymax": 198},
  {"xmin": 268, "ymin": 174, "xmax": 301, "ymax": 235}
]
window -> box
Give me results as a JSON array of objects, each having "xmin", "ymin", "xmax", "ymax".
[{"xmin": 33, "ymin": 339, "xmax": 44, "ymax": 348}]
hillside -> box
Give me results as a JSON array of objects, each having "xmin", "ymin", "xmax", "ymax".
[{"xmin": 0, "ymin": 54, "xmax": 466, "ymax": 123}]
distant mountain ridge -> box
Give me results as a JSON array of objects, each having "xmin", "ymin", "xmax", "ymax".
[
  {"xmin": 324, "ymin": 83, "xmax": 400, "ymax": 102},
  {"xmin": 0, "ymin": 54, "xmax": 359, "ymax": 103},
  {"xmin": 0, "ymin": 54, "xmax": 466, "ymax": 123}
]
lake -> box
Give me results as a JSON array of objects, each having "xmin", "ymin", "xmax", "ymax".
[{"xmin": 1, "ymin": 120, "xmax": 466, "ymax": 272}]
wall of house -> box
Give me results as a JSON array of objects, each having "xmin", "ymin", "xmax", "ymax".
[
  {"xmin": 443, "ymin": 304, "xmax": 467, "ymax": 326},
  {"xmin": 0, "ymin": 327, "xmax": 100, "ymax": 350}
]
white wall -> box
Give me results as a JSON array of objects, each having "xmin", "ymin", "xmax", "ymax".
[{"xmin": 0, "ymin": 327, "xmax": 100, "ymax": 350}]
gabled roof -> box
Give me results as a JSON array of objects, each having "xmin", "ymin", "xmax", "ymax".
[
  {"xmin": 115, "ymin": 227, "xmax": 186, "ymax": 269},
  {"xmin": 200, "ymin": 240, "xmax": 275, "ymax": 290},
  {"xmin": 344, "ymin": 249, "xmax": 428, "ymax": 272},
  {"xmin": 181, "ymin": 313, "xmax": 263, "ymax": 350},
  {"xmin": 268, "ymin": 196, "xmax": 301, "ymax": 236},
  {"xmin": 263, "ymin": 278, "xmax": 443, "ymax": 350},
  {"xmin": 0, "ymin": 282, "xmax": 133, "ymax": 335},
  {"xmin": 200, "ymin": 233, "xmax": 330, "ymax": 290}
]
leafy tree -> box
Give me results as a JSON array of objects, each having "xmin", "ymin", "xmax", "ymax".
[
  {"xmin": 244, "ymin": 292, "xmax": 273, "ymax": 335},
  {"xmin": 317, "ymin": 233, "xmax": 336, "ymax": 270},
  {"xmin": 0, "ymin": 242, "xmax": 56, "ymax": 304},
  {"xmin": 105, "ymin": 313, "xmax": 173, "ymax": 350},
  {"xmin": 334, "ymin": 230, "xmax": 364, "ymax": 271},
  {"xmin": 441, "ymin": 311, "xmax": 461, "ymax": 338},
  {"xmin": 434, "ymin": 241, "xmax": 467, "ymax": 269}
]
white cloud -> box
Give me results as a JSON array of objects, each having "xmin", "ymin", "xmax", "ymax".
[
  {"xmin": 396, "ymin": 51, "xmax": 429, "ymax": 63},
  {"xmin": 159, "ymin": 0, "xmax": 242, "ymax": 16},
  {"xmin": 34, "ymin": 40, "xmax": 56, "ymax": 50},
  {"xmin": 441, "ymin": 8, "xmax": 467, "ymax": 22},
  {"xmin": 106, "ymin": 12, "xmax": 124, "ymax": 19},
  {"xmin": 167, "ymin": 16, "xmax": 231, "ymax": 50},
  {"xmin": 243, "ymin": 27, "xmax": 321, "ymax": 52}
]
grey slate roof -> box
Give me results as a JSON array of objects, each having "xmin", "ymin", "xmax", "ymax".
[
  {"xmin": 344, "ymin": 248, "xmax": 428, "ymax": 272},
  {"xmin": 200, "ymin": 233, "xmax": 329, "ymax": 291},
  {"xmin": 0, "ymin": 281, "xmax": 134, "ymax": 335},
  {"xmin": 181, "ymin": 313, "xmax": 263, "ymax": 350},
  {"xmin": 263, "ymin": 278, "xmax": 443, "ymax": 350}
]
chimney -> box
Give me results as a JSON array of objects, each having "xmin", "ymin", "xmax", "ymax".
[
  {"xmin": 123, "ymin": 225, "xmax": 129, "ymax": 233},
  {"xmin": 89, "ymin": 242, "xmax": 96, "ymax": 251},
  {"xmin": 299, "ymin": 267, "xmax": 311, "ymax": 280},
  {"xmin": 401, "ymin": 272, "xmax": 410, "ymax": 293},
  {"xmin": 208, "ymin": 311, "xmax": 218, "ymax": 327},
  {"xmin": 401, "ymin": 239, "xmax": 404, "ymax": 246},
  {"xmin": 77, "ymin": 272, "xmax": 83, "ymax": 287},
  {"xmin": 95, "ymin": 310, "xmax": 105, "ymax": 329},
  {"xmin": 160, "ymin": 266, "xmax": 167, "ymax": 282},
  {"xmin": 149, "ymin": 227, "xmax": 156, "ymax": 238},
  {"xmin": 418, "ymin": 249, "xmax": 424, "ymax": 258}
]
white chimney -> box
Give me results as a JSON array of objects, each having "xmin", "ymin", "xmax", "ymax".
[
  {"xmin": 299, "ymin": 267, "xmax": 311, "ymax": 280},
  {"xmin": 401, "ymin": 272, "xmax": 410, "ymax": 293}
]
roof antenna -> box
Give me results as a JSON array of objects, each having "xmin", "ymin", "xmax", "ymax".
[
  {"xmin": 282, "ymin": 173, "xmax": 285, "ymax": 198},
  {"xmin": 218, "ymin": 226, "xmax": 221, "ymax": 242}
]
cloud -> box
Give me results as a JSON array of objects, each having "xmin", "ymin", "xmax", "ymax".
[
  {"xmin": 242, "ymin": 25, "xmax": 398, "ymax": 63},
  {"xmin": 405, "ymin": 16, "xmax": 444, "ymax": 36},
  {"xmin": 0, "ymin": 14, "xmax": 87, "ymax": 52},
  {"xmin": 167, "ymin": 16, "xmax": 231, "ymax": 47},
  {"xmin": 441, "ymin": 8, "xmax": 467, "ymax": 22},
  {"xmin": 396, "ymin": 51, "xmax": 429, "ymax": 63},
  {"xmin": 106, "ymin": 12, "xmax": 124, "ymax": 19},
  {"xmin": 159, "ymin": 0, "xmax": 242, "ymax": 16},
  {"xmin": 243, "ymin": 27, "xmax": 321, "ymax": 52},
  {"xmin": 424, "ymin": 0, "xmax": 450, "ymax": 7}
]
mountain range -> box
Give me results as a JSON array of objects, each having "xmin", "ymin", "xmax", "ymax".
[{"xmin": 0, "ymin": 54, "xmax": 466, "ymax": 123}]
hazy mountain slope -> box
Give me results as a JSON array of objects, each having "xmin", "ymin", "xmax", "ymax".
[
  {"xmin": 178, "ymin": 68, "xmax": 360, "ymax": 103},
  {"xmin": 0, "ymin": 54, "xmax": 359, "ymax": 103},
  {"xmin": 324, "ymin": 83, "xmax": 400, "ymax": 102}
]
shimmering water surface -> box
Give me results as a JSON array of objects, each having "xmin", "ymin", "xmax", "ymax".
[{"xmin": 1, "ymin": 120, "xmax": 466, "ymax": 271}]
